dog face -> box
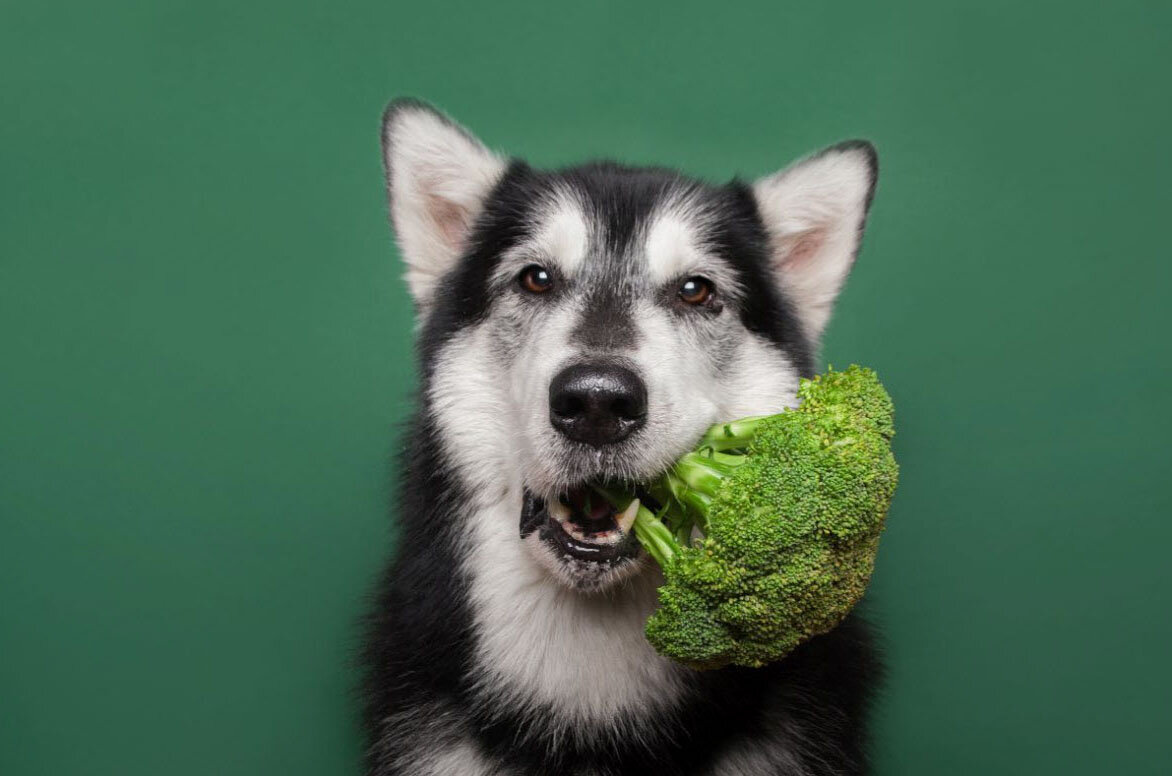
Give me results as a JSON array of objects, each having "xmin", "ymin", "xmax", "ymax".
[{"xmin": 381, "ymin": 100, "xmax": 876, "ymax": 592}]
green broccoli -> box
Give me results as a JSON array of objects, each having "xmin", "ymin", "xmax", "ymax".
[{"xmin": 600, "ymin": 365, "xmax": 898, "ymax": 670}]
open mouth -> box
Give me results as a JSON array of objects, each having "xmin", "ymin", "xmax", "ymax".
[{"xmin": 520, "ymin": 484, "xmax": 644, "ymax": 565}]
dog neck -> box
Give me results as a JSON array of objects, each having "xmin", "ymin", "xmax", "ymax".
[{"xmin": 457, "ymin": 492, "xmax": 690, "ymax": 738}]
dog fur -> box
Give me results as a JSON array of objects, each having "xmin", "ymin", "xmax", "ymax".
[{"xmin": 363, "ymin": 99, "xmax": 881, "ymax": 775}]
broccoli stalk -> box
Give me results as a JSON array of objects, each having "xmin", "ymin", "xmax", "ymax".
[{"xmin": 597, "ymin": 365, "xmax": 899, "ymax": 671}]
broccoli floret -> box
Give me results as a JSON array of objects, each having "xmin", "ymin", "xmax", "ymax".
[{"xmin": 603, "ymin": 365, "xmax": 898, "ymax": 670}]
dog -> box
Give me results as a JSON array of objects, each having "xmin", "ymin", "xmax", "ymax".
[{"xmin": 362, "ymin": 98, "xmax": 881, "ymax": 775}]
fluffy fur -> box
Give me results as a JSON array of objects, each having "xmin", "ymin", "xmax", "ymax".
[{"xmin": 364, "ymin": 99, "xmax": 882, "ymax": 775}]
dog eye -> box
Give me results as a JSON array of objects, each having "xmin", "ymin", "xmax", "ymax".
[
  {"xmin": 519, "ymin": 265, "xmax": 554, "ymax": 294},
  {"xmin": 678, "ymin": 276, "xmax": 714, "ymax": 306}
]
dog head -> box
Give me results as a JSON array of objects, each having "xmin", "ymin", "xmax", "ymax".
[{"xmin": 381, "ymin": 99, "xmax": 877, "ymax": 592}]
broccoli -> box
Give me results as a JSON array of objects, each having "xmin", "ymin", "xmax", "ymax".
[{"xmin": 600, "ymin": 365, "xmax": 898, "ymax": 670}]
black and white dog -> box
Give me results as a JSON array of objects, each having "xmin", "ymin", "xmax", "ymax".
[{"xmin": 363, "ymin": 99, "xmax": 881, "ymax": 775}]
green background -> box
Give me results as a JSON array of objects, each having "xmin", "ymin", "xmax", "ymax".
[{"xmin": 3, "ymin": 1, "xmax": 1170, "ymax": 773}]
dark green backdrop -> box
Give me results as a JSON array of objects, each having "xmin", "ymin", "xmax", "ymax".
[{"xmin": 3, "ymin": 2, "xmax": 1170, "ymax": 774}]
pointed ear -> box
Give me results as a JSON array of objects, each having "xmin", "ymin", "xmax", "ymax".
[
  {"xmin": 381, "ymin": 99, "xmax": 507, "ymax": 307},
  {"xmin": 752, "ymin": 141, "xmax": 878, "ymax": 342}
]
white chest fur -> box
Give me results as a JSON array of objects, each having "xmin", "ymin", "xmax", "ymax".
[{"xmin": 461, "ymin": 497, "xmax": 690, "ymax": 738}]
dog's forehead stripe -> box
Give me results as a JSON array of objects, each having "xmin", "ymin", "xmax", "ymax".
[
  {"xmin": 644, "ymin": 208, "xmax": 708, "ymax": 283},
  {"xmin": 527, "ymin": 193, "xmax": 590, "ymax": 275},
  {"xmin": 525, "ymin": 182, "xmax": 714, "ymax": 284}
]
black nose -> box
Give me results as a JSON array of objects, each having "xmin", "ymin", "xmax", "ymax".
[{"xmin": 549, "ymin": 363, "xmax": 648, "ymax": 446}]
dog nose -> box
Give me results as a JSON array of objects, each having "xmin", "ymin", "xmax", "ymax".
[{"xmin": 549, "ymin": 363, "xmax": 647, "ymax": 446}]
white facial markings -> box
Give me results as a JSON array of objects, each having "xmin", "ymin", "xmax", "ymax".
[
  {"xmin": 644, "ymin": 211, "xmax": 706, "ymax": 284},
  {"xmin": 640, "ymin": 197, "xmax": 745, "ymax": 303},
  {"xmin": 506, "ymin": 296, "xmax": 588, "ymax": 495},
  {"xmin": 718, "ymin": 334, "xmax": 803, "ymax": 420},
  {"xmin": 428, "ymin": 326, "xmax": 518, "ymax": 503},
  {"xmin": 534, "ymin": 195, "xmax": 591, "ymax": 275},
  {"xmin": 628, "ymin": 298, "xmax": 723, "ymax": 469},
  {"xmin": 493, "ymin": 190, "xmax": 591, "ymax": 289}
]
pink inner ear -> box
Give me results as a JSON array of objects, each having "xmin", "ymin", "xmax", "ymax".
[
  {"xmin": 427, "ymin": 193, "xmax": 471, "ymax": 252},
  {"xmin": 777, "ymin": 227, "xmax": 826, "ymax": 270}
]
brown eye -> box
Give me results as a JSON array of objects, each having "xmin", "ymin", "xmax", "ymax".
[
  {"xmin": 519, "ymin": 265, "xmax": 554, "ymax": 294},
  {"xmin": 678, "ymin": 276, "xmax": 714, "ymax": 305}
]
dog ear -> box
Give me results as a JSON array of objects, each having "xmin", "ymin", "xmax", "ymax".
[
  {"xmin": 381, "ymin": 99, "xmax": 507, "ymax": 307},
  {"xmin": 752, "ymin": 141, "xmax": 878, "ymax": 342}
]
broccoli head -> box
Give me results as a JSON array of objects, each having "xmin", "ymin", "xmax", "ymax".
[{"xmin": 603, "ymin": 365, "xmax": 898, "ymax": 670}]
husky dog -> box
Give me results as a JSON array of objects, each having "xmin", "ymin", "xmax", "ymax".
[{"xmin": 363, "ymin": 99, "xmax": 881, "ymax": 775}]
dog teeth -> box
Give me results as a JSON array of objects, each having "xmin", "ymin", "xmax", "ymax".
[
  {"xmin": 547, "ymin": 493, "xmax": 630, "ymax": 546},
  {"xmin": 616, "ymin": 498, "xmax": 639, "ymax": 534},
  {"xmin": 548, "ymin": 497, "xmax": 572, "ymax": 523},
  {"xmin": 548, "ymin": 498, "xmax": 590, "ymax": 541}
]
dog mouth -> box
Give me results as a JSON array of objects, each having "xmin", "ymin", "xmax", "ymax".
[{"xmin": 520, "ymin": 484, "xmax": 646, "ymax": 565}]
